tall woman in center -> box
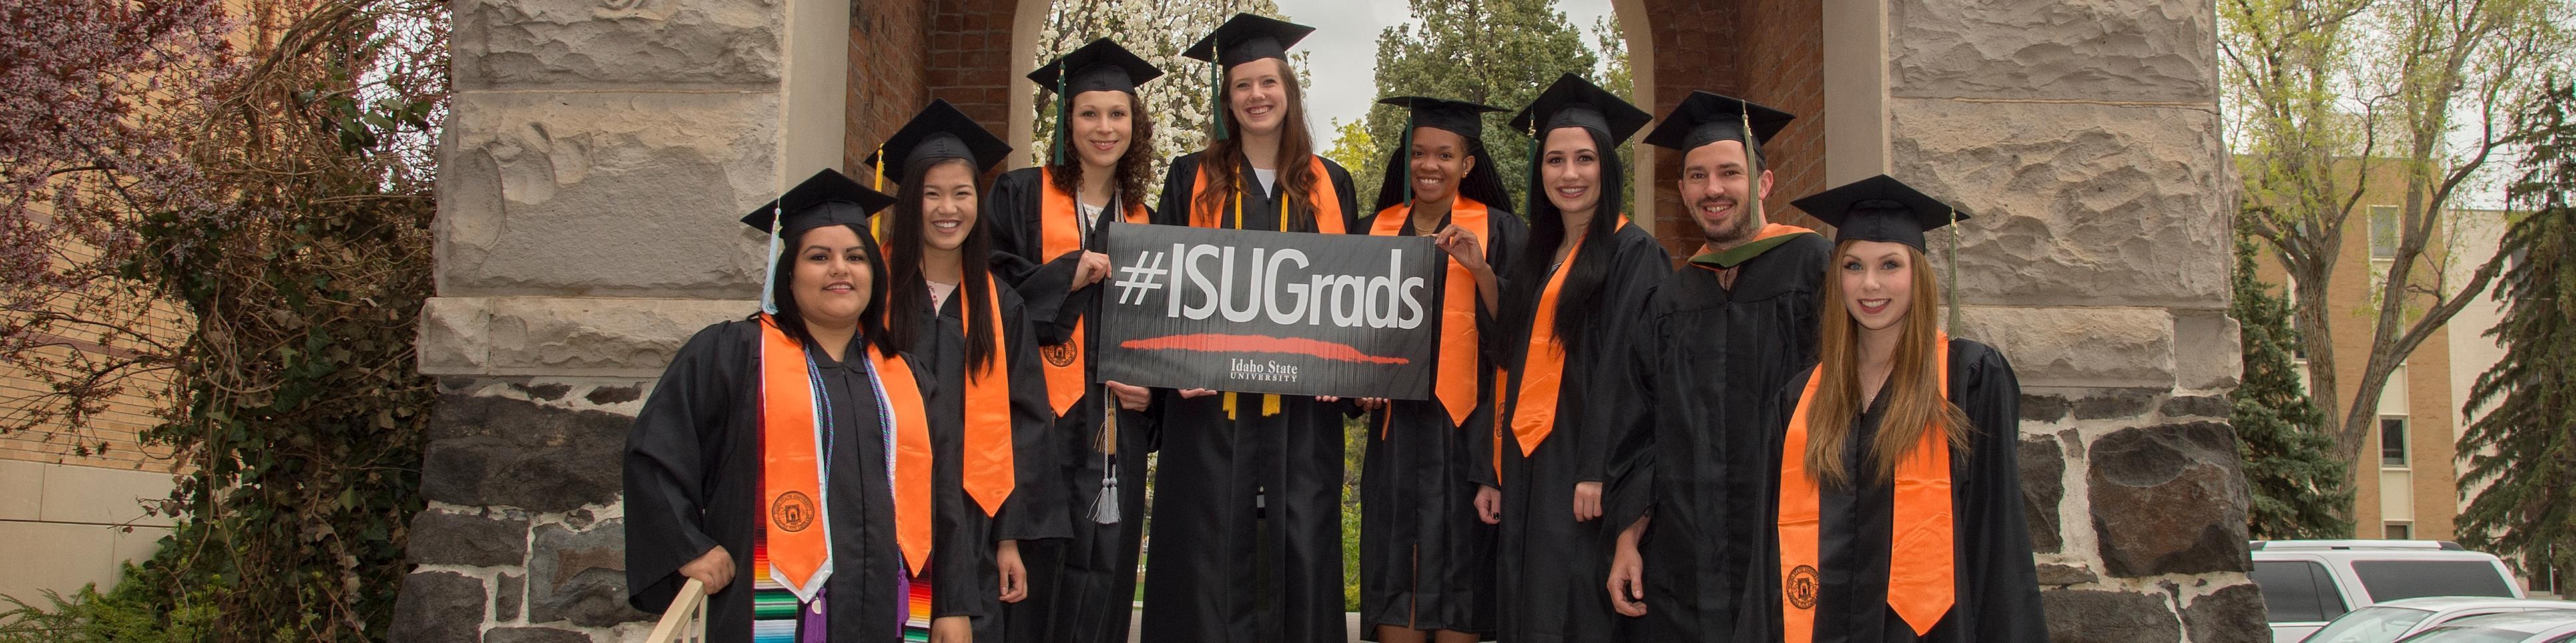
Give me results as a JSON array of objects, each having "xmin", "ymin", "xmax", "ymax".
[
  {"xmin": 1144, "ymin": 12, "xmax": 1361, "ymax": 643},
  {"xmin": 1490, "ymin": 73, "xmax": 1670, "ymax": 643}
]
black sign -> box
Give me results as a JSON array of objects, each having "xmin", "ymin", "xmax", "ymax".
[{"xmin": 1094, "ymin": 222, "xmax": 1442, "ymax": 399}]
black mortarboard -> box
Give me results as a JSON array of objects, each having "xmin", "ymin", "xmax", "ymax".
[
  {"xmin": 1641, "ymin": 91, "xmax": 1795, "ymax": 152},
  {"xmin": 1509, "ymin": 73, "xmax": 1652, "ymax": 144},
  {"xmin": 739, "ymin": 168, "xmax": 898, "ymax": 234},
  {"xmin": 1380, "ymin": 96, "xmax": 1504, "ymax": 141},
  {"xmin": 1030, "ymin": 37, "xmax": 1163, "ymax": 97},
  {"xmin": 864, "ymin": 99, "xmax": 1013, "ymax": 180},
  {"xmin": 1789, "ymin": 174, "xmax": 1970, "ymax": 251},
  {"xmin": 1181, "ymin": 13, "xmax": 1315, "ymax": 68}
]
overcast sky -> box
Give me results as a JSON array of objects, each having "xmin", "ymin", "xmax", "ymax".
[{"xmin": 1277, "ymin": 0, "xmax": 1618, "ymax": 132}]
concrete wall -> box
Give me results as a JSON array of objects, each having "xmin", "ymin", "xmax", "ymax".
[{"xmin": 0, "ymin": 461, "xmax": 174, "ymax": 608}]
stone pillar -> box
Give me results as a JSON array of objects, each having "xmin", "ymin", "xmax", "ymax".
[
  {"xmin": 397, "ymin": 0, "xmax": 843, "ymax": 638},
  {"xmin": 1880, "ymin": 0, "xmax": 2264, "ymax": 640}
]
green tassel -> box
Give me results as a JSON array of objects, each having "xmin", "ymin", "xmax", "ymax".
[
  {"xmin": 1740, "ymin": 99, "xmax": 1762, "ymax": 223},
  {"xmin": 1052, "ymin": 61, "xmax": 1068, "ymax": 166},
  {"xmin": 1401, "ymin": 113, "xmax": 1415, "ymax": 204},
  {"xmin": 1524, "ymin": 120, "xmax": 1541, "ymax": 204},
  {"xmin": 1211, "ymin": 35, "xmax": 1229, "ymax": 141}
]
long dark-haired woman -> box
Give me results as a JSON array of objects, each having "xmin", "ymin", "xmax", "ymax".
[
  {"xmin": 983, "ymin": 38, "xmax": 1163, "ymax": 643},
  {"xmin": 1487, "ymin": 73, "xmax": 1670, "ymax": 643},
  {"xmin": 1753, "ymin": 175, "xmax": 2046, "ymax": 642},
  {"xmin": 1141, "ymin": 13, "xmax": 1361, "ymax": 643},
  {"xmin": 868, "ymin": 100, "xmax": 1066, "ymax": 643},
  {"xmin": 624, "ymin": 168, "xmax": 934, "ymax": 642},
  {"xmin": 1355, "ymin": 95, "xmax": 1522, "ymax": 643}
]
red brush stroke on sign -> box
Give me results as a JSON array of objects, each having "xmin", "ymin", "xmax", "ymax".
[{"xmin": 1120, "ymin": 333, "xmax": 1413, "ymax": 365}]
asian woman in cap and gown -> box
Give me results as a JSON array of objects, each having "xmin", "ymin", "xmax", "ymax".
[
  {"xmin": 1597, "ymin": 91, "xmax": 1831, "ymax": 640},
  {"xmin": 1484, "ymin": 74, "xmax": 1672, "ymax": 643},
  {"xmin": 866, "ymin": 99, "xmax": 1068, "ymax": 643},
  {"xmin": 1142, "ymin": 12, "xmax": 1363, "ymax": 643},
  {"xmin": 1750, "ymin": 175, "xmax": 2046, "ymax": 642},
  {"xmin": 1351, "ymin": 95, "xmax": 1523, "ymax": 643},
  {"xmin": 623, "ymin": 168, "xmax": 939, "ymax": 642},
  {"xmin": 981, "ymin": 38, "xmax": 1162, "ymax": 643}
]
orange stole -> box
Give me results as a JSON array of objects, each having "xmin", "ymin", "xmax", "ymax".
[
  {"xmin": 1502, "ymin": 217, "xmax": 1630, "ymax": 463},
  {"xmin": 961, "ymin": 276, "xmax": 1018, "ymax": 515},
  {"xmin": 1777, "ymin": 334, "xmax": 1955, "ymax": 640},
  {"xmin": 759, "ymin": 316, "xmax": 936, "ymax": 581},
  {"xmin": 1368, "ymin": 198, "xmax": 1490, "ymax": 430},
  {"xmin": 1036, "ymin": 166, "xmax": 1149, "ymax": 417},
  {"xmin": 1187, "ymin": 156, "xmax": 1347, "ymax": 235}
]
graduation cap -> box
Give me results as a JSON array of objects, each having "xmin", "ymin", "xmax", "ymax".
[
  {"xmin": 1642, "ymin": 91, "xmax": 1795, "ymax": 153},
  {"xmin": 1181, "ymin": 13, "xmax": 1315, "ymax": 140},
  {"xmin": 1509, "ymin": 73, "xmax": 1652, "ymax": 144},
  {"xmin": 743, "ymin": 168, "xmax": 898, "ymax": 314},
  {"xmin": 863, "ymin": 99, "xmax": 1014, "ymax": 182},
  {"xmin": 1379, "ymin": 96, "xmax": 1505, "ymax": 204},
  {"xmin": 1789, "ymin": 174, "xmax": 1969, "ymax": 251},
  {"xmin": 1030, "ymin": 38, "xmax": 1164, "ymax": 166}
]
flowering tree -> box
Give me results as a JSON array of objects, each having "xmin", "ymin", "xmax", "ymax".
[{"xmin": 1030, "ymin": 0, "xmax": 1284, "ymax": 194}]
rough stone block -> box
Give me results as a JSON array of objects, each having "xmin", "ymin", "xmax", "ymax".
[
  {"xmin": 2172, "ymin": 308, "xmax": 2243, "ymax": 390},
  {"xmin": 2021, "ymin": 437, "xmax": 2067, "ymax": 554},
  {"xmin": 2045, "ymin": 588, "xmax": 2180, "ymax": 642},
  {"xmin": 483, "ymin": 626, "xmax": 591, "ymax": 643},
  {"xmin": 1892, "ymin": 101, "xmax": 2230, "ymax": 308},
  {"xmin": 2160, "ymin": 395, "xmax": 2231, "ymax": 419},
  {"xmin": 420, "ymin": 298, "xmax": 493, "ymax": 373},
  {"xmin": 421, "ymin": 394, "xmax": 627, "ymax": 512},
  {"xmin": 454, "ymin": 0, "xmax": 781, "ymax": 89},
  {"xmin": 2183, "ymin": 581, "xmax": 2270, "ymax": 643},
  {"xmin": 2035, "ymin": 562, "xmax": 2098, "ymax": 586},
  {"xmin": 1893, "ymin": 0, "xmax": 2214, "ymax": 103},
  {"xmin": 2089, "ymin": 423, "xmax": 2254, "ymax": 577},
  {"xmin": 485, "ymin": 298, "xmax": 749, "ymax": 377},
  {"xmin": 496, "ymin": 572, "xmax": 525, "ymax": 621},
  {"xmin": 1957, "ymin": 306, "xmax": 2175, "ymax": 389},
  {"xmin": 388, "ymin": 570, "xmax": 486, "ymax": 643},
  {"xmin": 2074, "ymin": 388, "xmax": 2160, "ymax": 420},
  {"xmin": 437, "ymin": 91, "xmax": 778, "ymax": 298},
  {"xmin": 406, "ymin": 509, "xmax": 531, "ymax": 567},
  {"xmin": 527, "ymin": 521, "xmax": 647, "ymax": 628},
  {"xmin": 2022, "ymin": 393, "xmax": 2071, "ymax": 422}
]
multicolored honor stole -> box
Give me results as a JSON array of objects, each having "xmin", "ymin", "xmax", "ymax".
[
  {"xmin": 1500, "ymin": 217, "xmax": 1629, "ymax": 471},
  {"xmin": 1688, "ymin": 223, "xmax": 1817, "ymax": 270},
  {"xmin": 1186, "ymin": 155, "xmax": 1347, "ymax": 418},
  {"xmin": 962, "ymin": 275, "xmax": 1019, "ymax": 515},
  {"xmin": 1036, "ymin": 166, "xmax": 1149, "ymax": 417},
  {"xmin": 1777, "ymin": 333, "xmax": 1955, "ymax": 641},
  {"xmin": 1369, "ymin": 198, "xmax": 1490, "ymax": 433},
  {"xmin": 755, "ymin": 316, "xmax": 933, "ymax": 640}
]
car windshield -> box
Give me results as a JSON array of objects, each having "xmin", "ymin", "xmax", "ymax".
[{"xmin": 2304, "ymin": 606, "xmax": 2435, "ymax": 643}]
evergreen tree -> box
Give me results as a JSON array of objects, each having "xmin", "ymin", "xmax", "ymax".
[
  {"xmin": 2459, "ymin": 79, "xmax": 2576, "ymax": 588},
  {"xmin": 2229, "ymin": 234, "xmax": 2354, "ymax": 539}
]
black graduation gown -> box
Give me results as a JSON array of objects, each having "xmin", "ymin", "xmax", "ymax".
[
  {"xmin": 1744, "ymin": 339, "xmax": 2049, "ymax": 642},
  {"xmin": 1138, "ymin": 150, "xmax": 1363, "ymax": 643},
  {"xmin": 899, "ymin": 284, "xmax": 1068, "ymax": 641},
  {"xmin": 1353, "ymin": 204, "xmax": 1525, "ymax": 639},
  {"xmin": 1483, "ymin": 224, "xmax": 1670, "ymax": 643},
  {"xmin": 1601, "ymin": 232, "xmax": 1832, "ymax": 641},
  {"xmin": 625, "ymin": 319, "xmax": 925, "ymax": 642},
  {"xmin": 984, "ymin": 166, "xmax": 1161, "ymax": 643}
]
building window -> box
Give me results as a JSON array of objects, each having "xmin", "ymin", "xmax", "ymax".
[
  {"xmin": 2385, "ymin": 522, "xmax": 2412, "ymax": 540},
  {"xmin": 2382, "ymin": 416, "xmax": 2409, "ymax": 467},
  {"xmin": 2371, "ymin": 205, "xmax": 2400, "ymax": 259}
]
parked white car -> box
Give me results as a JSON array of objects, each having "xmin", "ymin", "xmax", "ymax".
[
  {"xmin": 2392, "ymin": 609, "xmax": 2576, "ymax": 642},
  {"xmin": 2249, "ymin": 540, "xmax": 2525, "ymax": 643},
  {"xmin": 2301, "ymin": 596, "xmax": 2576, "ymax": 643}
]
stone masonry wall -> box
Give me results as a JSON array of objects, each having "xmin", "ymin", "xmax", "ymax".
[{"xmin": 1887, "ymin": 0, "xmax": 2264, "ymax": 640}]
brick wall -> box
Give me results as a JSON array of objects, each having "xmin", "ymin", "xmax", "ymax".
[
  {"xmin": 848, "ymin": 0, "xmax": 930, "ymax": 174},
  {"xmin": 1638, "ymin": 0, "xmax": 1824, "ymax": 260}
]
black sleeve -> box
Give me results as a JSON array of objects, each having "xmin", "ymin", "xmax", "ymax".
[
  {"xmin": 1155, "ymin": 154, "xmax": 1199, "ymax": 228},
  {"xmin": 1579, "ymin": 232, "xmax": 1674, "ymax": 484},
  {"xmin": 1599, "ymin": 280, "xmax": 1668, "ymax": 533},
  {"xmin": 987, "ymin": 169, "xmax": 1046, "ymax": 286},
  {"xmin": 1950, "ymin": 339, "xmax": 2049, "ymax": 640},
  {"xmin": 1474, "ymin": 209, "xmax": 1525, "ymax": 367},
  {"xmin": 623, "ymin": 322, "xmax": 744, "ymax": 612},
  {"xmin": 994, "ymin": 291, "xmax": 1072, "ymax": 543},
  {"xmin": 1326, "ymin": 158, "xmax": 1362, "ymax": 234}
]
